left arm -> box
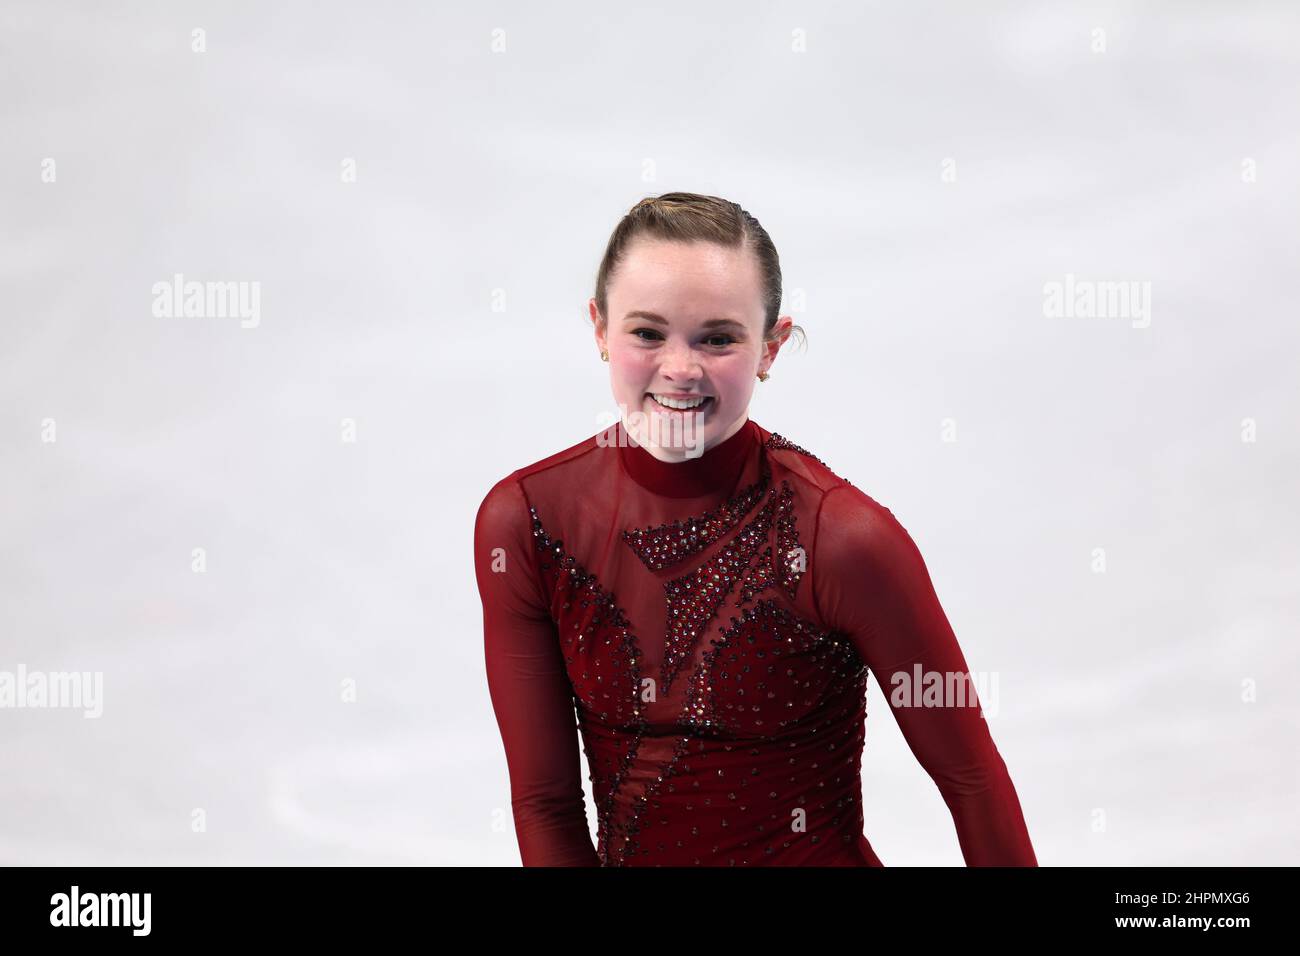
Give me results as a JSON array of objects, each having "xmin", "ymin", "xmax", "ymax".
[{"xmin": 812, "ymin": 483, "xmax": 1038, "ymax": 866}]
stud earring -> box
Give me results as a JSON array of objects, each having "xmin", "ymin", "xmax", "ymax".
[
  {"xmin": 757, "ymin": 370, "xmax": 769, "ymax": 382},
  {"xmin": 601, "ymin": 349, "xmax": 609, "ymax": 362}
]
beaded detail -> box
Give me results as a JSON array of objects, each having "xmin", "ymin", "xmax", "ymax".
[
  {"xmin": 658, "ymin": 489, "xmax": 779, "ymax": 694},
  {"xmin": 764, "ymin": 432, "xmax": 855, "ymax": 487},
  {"xmin": 772, "ymin": 479, "xmax": 805, "ymax": 600},
  {"xmin": 764, "ymin": 433, "xmax": 825, "ymax": 466},
  {"xmin": 683, "ymin": 599, "xmax": 866, "ymax": 736},
  {"xmin": 523, "ymin": 429, "xmax": 870, "ymax": 867},
  {"xmin": 622, "ymin": 429, "xmax": 829, "ymax": 573},
  {"xmin": 605, "ymin": 733, "xmax": 696, "ymax": 866},
  {"xmin": 735, "ymin": 544, "xmax": 775, "ymax": 609},
  {"xmin": 616, "ymin": 599, "xmax": 868, "ymax": 865},
  {"xmin": 529, "ymin": 505, "xmax": 646, "ymax": 863},
  {"xmin": 621, "ymin": 462, "xmax": 771, "ymax": 571}
]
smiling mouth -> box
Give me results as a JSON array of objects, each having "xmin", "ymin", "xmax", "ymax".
[{"xmin": 647, "ymin": 393, "xmax": 714, "ymax": 412}]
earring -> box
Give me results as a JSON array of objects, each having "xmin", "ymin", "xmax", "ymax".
[
  {"xmin": 601, "ymin": 349, "xmax": 609, "ymax": 362},
  {"xmin": 757, "ymin": 370, "xmax": 769, "ymax": 381}
]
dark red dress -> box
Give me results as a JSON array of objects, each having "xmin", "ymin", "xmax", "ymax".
[{"xmin": 474, "ymin": 417, "xmax": 1037, "ymax": 866}]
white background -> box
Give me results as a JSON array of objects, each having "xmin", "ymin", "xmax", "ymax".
[{"xmin": 2, "ymin": 1, "xmax": 1297, "ymax": 864}]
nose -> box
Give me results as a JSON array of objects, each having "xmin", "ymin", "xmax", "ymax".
[{"xmin": 658, "ymin": 340, "xmax": 703, "ymax": 384}]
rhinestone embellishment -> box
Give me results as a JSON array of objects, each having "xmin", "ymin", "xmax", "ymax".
[
  {"xmin": 518, "ymin": 429, "xmax": 869, "ymax": 866},
  {"xmin": 764, "ymin": 433, "xmax": 826, "ymax": 466},
  {"xmin": 658, "ymin": 491, "xmax": 779, "ymax": 694},
  {"xmin": 529, "ymin": 505, "xmax": 646, "ymax": 862},
  {"xmin": 622, "ymin": 463, "xmax": 770, "ymax": 571}
]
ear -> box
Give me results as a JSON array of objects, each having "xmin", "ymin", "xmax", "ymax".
[
  {"xmin": 760, "ymin": 315, "xmax": 794, "ymax": 372},
  {"xmin": 589, "ymin": 298, "xmax": 606, "ymax": 351}
]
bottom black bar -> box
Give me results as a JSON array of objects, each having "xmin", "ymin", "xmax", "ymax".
[{"xmin": 0, "ymin": 865, "xmax": 1283, "ymax": 941}]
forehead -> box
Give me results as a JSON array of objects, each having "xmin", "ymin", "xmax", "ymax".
[{"xmin": 609, "ymin": 238, "xmax": 764, "ymax": 323}]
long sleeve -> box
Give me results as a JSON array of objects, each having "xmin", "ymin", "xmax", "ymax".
[
  {"xmin": 474, "ymin": 476, "xmax": 601, "ymax": 866},
  {"xmin": 812, "ymin": 483, "xmax": 1037, "ymax": 866}
]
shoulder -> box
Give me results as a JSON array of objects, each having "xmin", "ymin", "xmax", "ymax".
[
  {"xmin": 755, "ymin": 426, "xmax": 846, "ymax": 495},
  {"xmin": 813, "ymin": 480, "xmax": 931, "ymax": 592},
  {"xmin": 475, "ymin": 425, "xmax": 614, "ymax": 532},
  {"xmin": 754, "ymin": 424, "xmax": 895, "ymax": 527},
  {"xmin": 751, "ymin": 425, "xmax": 915, "ymax": 562}
]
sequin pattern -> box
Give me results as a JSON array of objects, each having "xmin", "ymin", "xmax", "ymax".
[
  {"xmin": 527, "ymin": 432, "xmax": 870, "ymax": 866},
  {"xmin": 616, "ymin": 599, "xmax": 869, "ymax": 865},
  {"xmin": 529, "ymin": 506, "xmax": 646, "ymax": 862},
  {"xmin": 772, "ymin": 480, "xmax": 805, "ymax": 600},
  {"xmin": 765, "ymin": 433, "xmax": 826, "ymax": 466},
  {"xmin": 658, "ymin": 491, "xmax": 779, "ymax": 694},
  {"xmin": 621, "ymin": 464, "xmax": 770, "ymax": 571}
]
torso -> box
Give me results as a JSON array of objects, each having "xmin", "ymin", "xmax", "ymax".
[{"xmin": 514, "ymin": 418, "xmax": 883, "ymax": 866}]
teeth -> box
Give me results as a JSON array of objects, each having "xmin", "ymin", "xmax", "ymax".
[{"xmin": 651, "ymin": 394, "xmax": 709, "ymax": 410}]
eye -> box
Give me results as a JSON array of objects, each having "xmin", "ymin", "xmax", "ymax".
[{"xmin": 629, "ymin": 328, "xmax": 735, "ymax": 347}]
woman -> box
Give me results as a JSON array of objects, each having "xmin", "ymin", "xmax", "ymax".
[{"xmin": 474, "ymin": 192, "xmax": 1037, "ymax": 866}]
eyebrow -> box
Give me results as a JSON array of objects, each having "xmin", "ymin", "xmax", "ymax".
[{"xmin": 622, "ymin": 311, "xmax": 748, "ymax": 332}]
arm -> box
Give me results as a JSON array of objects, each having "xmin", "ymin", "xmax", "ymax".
[
  {"xmin": 474, "ymin": 477, "xmax": 600, "ymax": 866},
  {"xmin": 813, "ymin": 483, "xmax": 1037, "ymax": 866}
]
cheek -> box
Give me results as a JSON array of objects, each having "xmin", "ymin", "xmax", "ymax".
[
  {"xmin": 711, "ymin": 356, "xmax": 758, "ymax": 393},
  {"xmin": 609, "ymin": 356, "xmax": 650, "ymax": 396},
  {"xmin": 612, "ymin": 352, "xmax": 656, "ymax": 385}
]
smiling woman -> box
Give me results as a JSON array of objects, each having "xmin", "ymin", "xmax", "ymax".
[
  {"xmin": 474, "ymin": 192, "xmax": 1037, "ymax": 867},
  {"xmin": 588, "ymin": 194, "xmax": 804, "ymax": 462}
]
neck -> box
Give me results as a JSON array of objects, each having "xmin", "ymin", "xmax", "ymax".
[{"xmin": 617, "ymin": 416, "xmax": 757, "ymax": 498}]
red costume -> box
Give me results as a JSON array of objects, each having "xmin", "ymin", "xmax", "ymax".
[{"xmin": 475, "ymin": 418, "xmax": 1036, "ymax": 866}]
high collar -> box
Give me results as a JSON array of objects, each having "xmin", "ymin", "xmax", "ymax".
[{"xmin": 617, "ymin": 417, "xmax": 758, "ymax": 498}]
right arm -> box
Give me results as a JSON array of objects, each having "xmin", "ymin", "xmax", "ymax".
[{"xmin": 473, "ymin": 477, "xmax": 600, "ymax": 866}]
